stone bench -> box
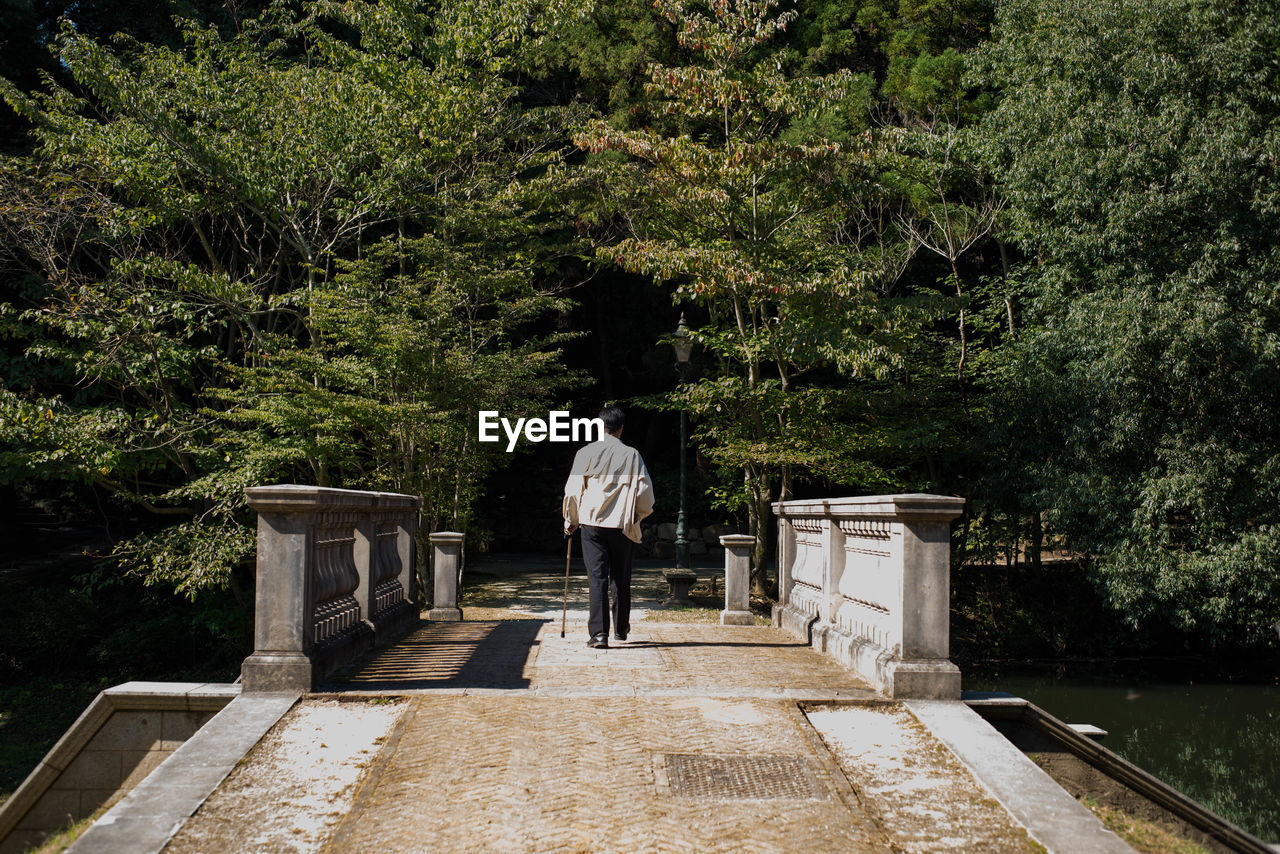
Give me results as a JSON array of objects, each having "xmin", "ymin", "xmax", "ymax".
[{"xmin": 660, "ymin": 569, "xmax": 698, "ymax": 606}]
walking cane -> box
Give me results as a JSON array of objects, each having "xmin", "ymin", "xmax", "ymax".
[{"xmin": 561, "ymin": 533, "xmax": 572, "ymax": 638}]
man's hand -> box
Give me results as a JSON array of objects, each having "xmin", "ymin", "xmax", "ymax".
[{"xmin": 563, "ymin": 519, "xmax": 577, "ymax": 536}]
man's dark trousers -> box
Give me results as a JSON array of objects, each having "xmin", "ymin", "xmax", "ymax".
[{"xmin": 580, "ymin": 524, "xmax": 633, "ymax": 639}]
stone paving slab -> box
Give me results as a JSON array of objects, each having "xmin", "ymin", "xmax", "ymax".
[
  {"xmin": 458, "ymin": 562, "xmax": 667, "ymax": 621},
  {"xmin": 808, "ymin": 704, "xmax": 1046, "ymax": 852},
  {"xmin": 457, "ymin": 557, "xmax": 736, "ymax": 624},
  {"xmin": 164, "ymin": 699, "xmax": 404, "ymax": 854},
  {"xmin": 308, "ymin": 623, "xmax": 950, "ymax": 852}
]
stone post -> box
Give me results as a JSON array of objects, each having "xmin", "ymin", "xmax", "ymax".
[
  {"xmin": 772, "ymin": 516, "xmax": 796, "ymax": 628},
  {"xmin": 428, "ymin": 531, "xmax": 464, "ymax": 621},
  {"xmin": 720, "ymin": 534, "xmax": 755, "ymax": 626},
  {"xmin": 240, "ymin": 487, "xmax": 317, "ymax": 693},
  {"xmin": 822, "ymin": 514, "xmax": 845, "ymax": 627},
  {"xmin": 898, "ymin": 507, "xmax": 956, "ymax": 661}
]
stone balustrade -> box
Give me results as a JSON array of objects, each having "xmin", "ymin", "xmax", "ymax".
[
  {"xmin": 772, "ymin": 494, "xmax": 965, "ymax": 699},
  {"xmin": 240, "ymin": 485, "xmax": 421, "ymax": 692}
]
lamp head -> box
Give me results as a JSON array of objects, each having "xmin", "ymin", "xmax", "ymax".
[{"xmin": 673, "ymin": 313, "xmax": 693, "ymax": 364}]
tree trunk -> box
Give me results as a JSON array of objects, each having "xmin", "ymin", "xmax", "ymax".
[
  {"xmin": 955, "ymin": 497, "xmax": 971, "ymax": 569},
  {"xmin": 1028, "ymin": 510, "xmax": 1043, "ymax": 571},
  {"xmin": 745, "ymin": 467, "xmax": 773, "ymax": 598}
]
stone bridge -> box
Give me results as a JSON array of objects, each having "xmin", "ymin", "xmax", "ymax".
[{"xmin": 4, "ymin": 486, "xmax": 1260, "ymax": 853}]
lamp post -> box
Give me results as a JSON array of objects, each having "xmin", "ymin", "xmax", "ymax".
[{"xmin": 672, "ymin": 314, "xmax": 693, "ymax": 569}]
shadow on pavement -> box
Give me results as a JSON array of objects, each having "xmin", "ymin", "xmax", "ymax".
[
  {"xmin": 328, "ymin": 620, "xmax": 545, "ymax": 690},
  {"xmin": 622, "ymin": 639, "xmax": 799, "ymax": 649}
]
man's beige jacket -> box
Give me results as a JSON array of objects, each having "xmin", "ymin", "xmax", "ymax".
[{"xmin": 563, "ymin": 434, "xmax": 655, "ymax": 543}]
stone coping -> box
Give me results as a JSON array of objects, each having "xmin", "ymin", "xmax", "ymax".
[
  {"xmin": 243, "ymin": 484, "xmax": 421, "ymax": 514},
  {"xmin": 904, "ymin": 699, "xmax": 1133, "ymax": 854},
  {"xmin": 772, "ymin": 493, "xmax": 965, "ymax": 521},
  {"xmin": 968, "ymin": 695, "xmax": 1275, "ymax": 854},
  {"xmin": 67, "ymin": 693, "xmax": 298, "ymax": 854},
  {"xmin": 0, "ymin": 683, "xmax": 240, "ymax": 846},
  {"xmin": 428, "ymin": 531, "xmax": 465, "ymax": 545}
]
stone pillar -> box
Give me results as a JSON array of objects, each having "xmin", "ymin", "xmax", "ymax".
[
  {"xmin": 881, "ymin": 495, "xmax": 964, "ymax": 700},
  {"xmin": 899, "ymin": 513, "xmax": 954, "ymax": 661},
  {"xmin": 772, "ymin": 516, "xmax": 796, "ymax": 629},
  {"xmin": 777, "ymin": 517, "xmax": 796, "ymax": 606},
  {"xmin": 822, "ymin": 515, "xmax": 846, "ymax": 626},
  {"xmin": 240, "ymin": 490, "xmax": 315, "ymax": 693},
  {"xmin": 428, "ymin": 531, "xmax": 464, "ymax": 621},
  {"xmin": 720, "ymin": 534, "xmax": 755, "ymax": 626}
]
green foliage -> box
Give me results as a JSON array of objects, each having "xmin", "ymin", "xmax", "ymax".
[
  {"xmin": 3, "ymin": 0, "xmax": 1277, "ymax": 654},
  {"xmin": 972, "ymin": 0, "xmax": 1280, "ymax": 645},
  {"xmin": 0, "ymin": 562, "xmax": 247, "ymax": 801},
  {"xmin": 574, "ymin": 0, "xmax": 952, "ymax": 586},
  {"xmin": 0, "ymin": 682, "xmax": 103, "ymax": 802},
  {"xmin": 950, "ymin": 561, "xmax": 1141, "ymax": 663},
  {"xmin": 0, "ymin": 0, "xmax": 579, "ymax": 594},
  {"xmin": 791, "ymin": 0, "xmax": 994, "ymax": 122},
  {"xmin": 520, "ymin": 0, "xmax": 678, "ymax": 121}
]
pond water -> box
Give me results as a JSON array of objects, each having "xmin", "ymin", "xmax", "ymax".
[{"xmin": 963, "ymin": 666, "xmax": 1280, "ymax": 843}]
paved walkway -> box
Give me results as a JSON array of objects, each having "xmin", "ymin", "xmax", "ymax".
[
  {"xmin": 449, "ymin": 554, "xmax": 733, "ymax": 623},
  {"xmin": 322, "ymin": 621, "xmax": 893, "ymax": 852},
  {"xmin": 327, "ymin": 622, "xmax": 876, "ymax": 698},
  {"xmin": 164, "ymin": 561, "xmax": 1042, "ymax": 853}
]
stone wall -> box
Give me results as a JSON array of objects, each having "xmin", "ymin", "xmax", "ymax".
[
  {"xmin": 639, "ymin": 522, "xmax": 739, "ymax": 561},
  {"xmin": 0, "ymin": 682, "xmax": 238, "ymax": 854}
]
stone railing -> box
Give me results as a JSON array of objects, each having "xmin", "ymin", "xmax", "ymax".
[
  {"xmin": 772, "ymin": 494, "xmax": 964, "ymax": 699},
  {"xmin": 240, "ymin": 485, "xmax": 421, "ymax": 692}
]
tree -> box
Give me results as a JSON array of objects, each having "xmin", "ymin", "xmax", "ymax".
[
  {"xmin": 0, "ymin": 0, "xmax": 577, "ymax": 595},
  {"xmin": 575, "ymin": 0, "xmax": 935, "ymax": 591},
  {"xmin": 972, "ymin": 0, "xmax": 1280, "ymax": 645}
]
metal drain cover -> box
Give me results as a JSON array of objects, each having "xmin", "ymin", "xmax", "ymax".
[{"xmin": 664, "ymin": 754, "xmax": 826, "ymax": 800}]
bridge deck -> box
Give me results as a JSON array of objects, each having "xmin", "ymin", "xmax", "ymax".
[
  {"xmin": 326, "ymin": 620, "xmax": 880, "ymax": 698},
  {"xmin": 157, "ymin": 563, "xmax": 1044, "ymax": 853}
]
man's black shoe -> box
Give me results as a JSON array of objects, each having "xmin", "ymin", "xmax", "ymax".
[
  {"xmin": 587, "ymin": 634, "xmax": 609, "ymax": 649},
  {"xmin": 612, "ymin": 631, "xmax": 628, "ymax": 642}
]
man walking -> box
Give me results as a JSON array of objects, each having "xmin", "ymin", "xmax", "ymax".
[{"xmin": 563, "ymin": 406, "xmax": 655, "ymax": 648}]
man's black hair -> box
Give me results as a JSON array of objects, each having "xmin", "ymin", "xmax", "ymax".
[{"xmin": 598, "ymin": 406, "xmax": 625, "ymax": 435}]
